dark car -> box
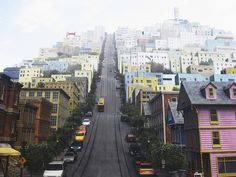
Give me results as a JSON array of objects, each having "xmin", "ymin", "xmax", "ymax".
[
  {"xmin": 120, "ymin": 114, "xmax": 129, "ymax": 122},
  {"xmin": 69, "ymin": 141, "xmax": 83, "ymax": 152},
  {"xmin": 85, "ymin": 111, "xmax": 93, "ymax": 117},
  {"xmin": 129, "ymin": 143, "xmax": 142, "ymax": 156},
  {"xmin": 133, "ymin": 155, "xmax": 148, "ymax": 166},
  {"xmin": 125, "ymin": 133, "xmax": 136, "ymax": 142}
]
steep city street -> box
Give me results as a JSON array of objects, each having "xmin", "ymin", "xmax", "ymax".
[{"xmin": 65, "ymin": 35, "xmax": 138, "ymax": 177}]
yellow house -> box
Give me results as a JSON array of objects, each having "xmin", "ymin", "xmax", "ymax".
[
  {"xmin": 132, "ymin": 77, "xmax": 158, "ymax": 89},
  {"xmin": 132, "ymin": 88, "xmax": 157, "ymax": 115},
  {"xmin": 31, "ymin": 77, "xmax": 55, "ymax": 88},
  {"xmin": 156, "ymin": 85, "xmax": 180, "ymax": 92},
  {"xmin": 221, "ymin": 67, "xmax": 236, "ymax": 74},
  {"xmin": 44, "ymin": 81, "xmax": 80, "ymax": 115},
  {"xmin": 128, "ymin": 84, "xmax": 151, "ymax": 103},
  {"xmin": 74, "ymin": 70, "xmax": 93, "ymax": 92},
  {"xmin": 51, "ymin": 74, "xmax": 72, "ymax": 82},
  {"xmin": 20, "ymin": 88, "xmax": 70, "ymax": 130},
  {"xmin": 81, "ymin": 63, "xmax": 94, "ymax": 76},
  {"xmin": 19, "ymin": 67, "xmax": 43, "ymax": 88},
  {"xmin": 127, "ymin": 77, "xmax": 158, "ymax": 103},
  {"xmin": 122, "ymin": 64, "xmax": 151, "ymax": 74}
]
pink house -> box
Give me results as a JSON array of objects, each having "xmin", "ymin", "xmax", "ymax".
[{"xmin": 178, "ymin": 81, "xmax": 236, "ymax": 177}]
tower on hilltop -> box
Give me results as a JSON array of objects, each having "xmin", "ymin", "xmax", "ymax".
[{"xmin": 174, "ymin": 7, "xmax": 179, "ymax": 20}]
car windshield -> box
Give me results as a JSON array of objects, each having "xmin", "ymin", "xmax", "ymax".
[
  {"xmin": 71, "ymin": 141, "xmax": 82, "ymax": 146},
  {"xmin": 65, "ymin": 152, "xmax": 74, "ymax": 156},
  {"xmin": 140, "ymin": 164, "xmax": 153, "ymax": 168},
  {"xmin": 135, "ymin": 156, "xmax": 146, "ymax": 161},
  {"xmin": 83, "ymin": 119, "xmax": 90, "ymax": 122},
  {"xmin": 76, "ymin": 132, "xmax": 84, "ymax": 136},
  {"xmin": 46, "ymin": 164, "xmax": 63, "ymax": 170}
]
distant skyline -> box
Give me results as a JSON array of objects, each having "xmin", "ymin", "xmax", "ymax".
[{"xmin": 1, "ymin": 0, "xmax": 236, "ymax": 71}]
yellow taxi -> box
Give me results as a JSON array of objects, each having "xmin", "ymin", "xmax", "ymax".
[{"xmin": 74, "ymin": 131, "xmax": 86, "ymax": 141}]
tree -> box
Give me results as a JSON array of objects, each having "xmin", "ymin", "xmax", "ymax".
[
  {"xmin": 149, "ymin": 140, "xmax": 185, "ymax": 170},
  {"xmin": 150, "ymin": 62, "xmax": 165, "ymax": 73},
  {"xmin": 43, "ymin": 70, "xmax": 60, "ymax": 77},
  {"xmin": 149, "ymin": 62, "xmax": 173, "ymax": 74},
  {"xmin": 172, "ymin": 87, "xmax": 180, "ymax": 91},
  {"xmin": 22, "ymin": 143, "xmax": 54, "ymax": 173}
]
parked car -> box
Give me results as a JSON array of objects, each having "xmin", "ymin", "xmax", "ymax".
[
  {"xmin": 77, "ymin": 125, "xmax": 87, "ymax": 135},
  {"xmin": 43, "ymin": 161, "xmax": 66, "ymax": 177},
  {"xmin": 129, "ymin": 143, "xmax": 142, "ymax": 156},
  {"xmin": 116, "ymin": 85, "xmax": 120, "ymax": 89},
  {"xmin": 133, "ymin": 155, "xmax": 148, "ymax": 166},
  {"xmin": 82, "ymin": 119, "xmax": 91, "ymax": 126},
  {"xmin": 74, "ymin": 131, "xmax": 86, "ymax": 141},
  {"xmin": 69, "ymin": 141, "xmax": 83, "ymax": 152},
  {"xmin": 136, "ymin": 162, "xmax": 156, "ymax": 176},
  {"xmin": 85, "ymin": 111, "xmax": 93, "ymax": 117},
  {"xmin": 120, "ymin": 114, "xmax": 129, "ymax": 122},
  {"xmin": 63, "ymin": 151, "xmax": 76, "ymax": 163},
  {"xmin": 125, "ymin": 133, "xmax": 136, "ymax": 142}
]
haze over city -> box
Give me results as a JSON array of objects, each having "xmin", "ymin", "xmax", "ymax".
[{"xmin": 1, "ymin": 0, "xmax": 236, "ymax": 71}]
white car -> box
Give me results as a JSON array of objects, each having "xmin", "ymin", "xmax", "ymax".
[
  {"xmin": 82, "ymin": 119, "xmax": 91, "ymax": 126},
  {"xmin": 43, "ymin": 161, "xmax": 66, "ymax": 177}
]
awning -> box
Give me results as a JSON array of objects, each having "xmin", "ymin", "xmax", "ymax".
[{"xmin": 0, "ymin": 148, "xmax": 21, "ymax": 156}]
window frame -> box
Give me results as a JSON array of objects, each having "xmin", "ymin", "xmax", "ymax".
[
  {"xmin": 208, "ymin": 88, "xmax": 215, "ymax": 98},
  {"xmin": 210, "ymin": 109, "xmax": 218, "ymax": 124},
  {"xmin": 29, "ymin": 91, "xmax": 35, "ymax": 97},
  {"xmin": 218, "ymin": 157, "xmax": 236, "ymax": 174},
  {"xmin": 232, "ymin": 88, "xmax": 236, "ymax": 98},
  {"xmin": 212, "ymin": 131, "xmax": 221, "ymax": 147}
]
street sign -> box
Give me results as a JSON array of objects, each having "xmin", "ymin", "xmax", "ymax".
[{"xmin": 19, "ymin": 157, "xmax": 26, "ymax": 165}]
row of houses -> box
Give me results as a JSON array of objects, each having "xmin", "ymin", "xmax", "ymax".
[{"xmin": 130, "ymin": 80, "xmax": 236, "ymax": 176}]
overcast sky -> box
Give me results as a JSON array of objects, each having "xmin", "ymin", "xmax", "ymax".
[{"xmin": 1, "ymin": 0, "xmax": 236, "ymax": 71}]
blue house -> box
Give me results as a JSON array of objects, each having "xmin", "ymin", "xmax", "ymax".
[
  {"xmin": 210, "ymin": 74, "xmax": 236, "ymax": 82},
  {"xmin": 167, "ymin": 101, "xmax": 185, "ymax": 146},
  {"xmin": 175, "ymin": 73, "xmax": 209, "ymax": 85},
  {"xmin": 3, "ymin": 67, "xmax": 20, "ymax": 82}
]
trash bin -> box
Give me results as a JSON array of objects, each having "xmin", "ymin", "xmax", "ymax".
[
  {"xmin": 169, "ymin": 171, "xmax": 179, "ymax": 177},
  {"xmin": 178, "ymin": 170, "xmax": 186, "ymax": 177}
]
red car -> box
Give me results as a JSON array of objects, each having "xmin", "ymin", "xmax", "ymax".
[{"xmin": 125, "ymin": 133, "xmax": 136, "ymax": 142}]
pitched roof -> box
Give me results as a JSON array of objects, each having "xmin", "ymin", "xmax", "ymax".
[
  {"xmin": 180, "ymin": 81, "xmax": 236, "ymax": 106},
  {"xmin": 168, "ymin": 102, "xmax": 184, "ymax": 124}
]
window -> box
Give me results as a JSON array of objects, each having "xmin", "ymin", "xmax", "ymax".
[
  {"xmin": 218, "ymin": 157, "xmax": 236, "ymax": 174},
  {"xmin": 0, "ymin": 118, "xmax": 4, "ymax": 134},
  {"xmin": 52, "ymin": 104, "xmax": 58, "ymax": 114},
  {"xmin": 29, "ymin": 91, "xmax": 34, "ymax": 97},
  {"xmin": 210, "ymin": 109, "xmax": 218, "ymax": 122},
  {"xmin": 232, "ymin": 88, "xmax": 236, "ymax": 98},
  {"xmin": 37, "ymin": 91, "xmax": 42, "ymax": 97},
  {"xmin": 14, "ymin": 93, "xmax": 18, "ymax": 106},
  {"xmin": 53, "ymin": 92, "xmax": 59, "ymax": 101},
  {"xmin": 45, "ymin": 91, "xmax": 50, "ymax": 99},
  {"xmin": 208, "ymin": 88, "xmax": 214, "ymax": 97},
  {"xmin": 21, "ymin": 91, "xmax": 26, "ymax": 97},
  {"xmin": 11, "ymin": 120, "xmax": 16, "ymax": 135},
  {"xmin": 147, "ymin": 80, "xmax": 151, "ymax": 83},
  {"xmin": 0, "ymin": 86, "xmax": 4, "ymax": 100},
  {"xmin": 51, "ymin": 116, "xmax": 57, "ymax": 126},
  {"xmin": 212, "ymin": 131, "xmax": 220, "ymax": 146},
  {"xmin": 171, "ymin": 97, "xmax": 177, "ymax": 102}
]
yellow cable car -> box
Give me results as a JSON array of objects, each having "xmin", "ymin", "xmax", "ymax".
[{"xmin": 97, "ymin": 97, "xmax": 105, "ymax": 112}]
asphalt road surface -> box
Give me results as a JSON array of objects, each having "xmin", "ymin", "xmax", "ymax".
[{"xmin": 65, "ymin": 35, "xmax": 138, "ymax": 177}]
